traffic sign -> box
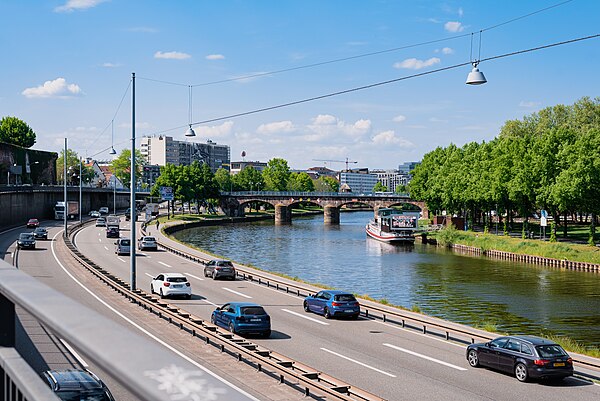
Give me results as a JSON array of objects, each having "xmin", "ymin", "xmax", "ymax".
[{"xmin": 159, "ymin": 186, "xmax": 174, "ymax": 201}]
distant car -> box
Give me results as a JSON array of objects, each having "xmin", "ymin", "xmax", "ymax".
[
  {"xmin": 33, "ymin": 227, "xmax": 48, "ymax": 240},
  {"xmin": 26, "ymin": 218, "xmax": 39, "ymax": 228},
  {"xmin": 95, "ymin": 217, "xmax": 106, "ymax": 227},
  {"xmin": 204, "ymin": 259, "xmax": 236, "ymax": 280},
  {"xmin": 138, "ymin": 236, "xmax": 157, "ymax": 251},
  {"xmin": 99, "ymin": 207, "xmax": 109, "ymax": 214},
  {"xmin": 467, "ymin": 335, "xmax": 573, "ymax": 382},
  {"xmin": 43, "ymin": 369, "xmax": 115, "ymax": 401},
  {"xmin": 125, "ymin": 208, "xmax": 136, "ymax": 221},
  {"xmin": 303, "ymin": 290, "xmax": 360, "ymax": 319},
  {"xmin": 114, "ymin": 238, "xmax": 131, "ymax": 255},
  {"xmin": 106, "ymin": 226, "xmax": 119, "ymax": 238},
  {"xmin": 211, "ymin": 302, "xmax": 271, "ymax": 337},
  {"xmin": 150, "ymin": 273, "xmax": 191, "ymax": 299},
  {"xmin": 17, "ymin": 232, "xmax": 36, "ymax": 249},
  {"xmin": 89, "ymin": 210, "xmax": 100, "ymax": 218}
]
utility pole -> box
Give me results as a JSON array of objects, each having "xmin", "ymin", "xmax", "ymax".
[{"xmin": 130, "ymin": 72, "xmax": 136, "ymax": 291}]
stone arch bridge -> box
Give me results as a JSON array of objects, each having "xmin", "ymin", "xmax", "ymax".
[{"xmin": 220, "ymin": 191, "xmax": 428, "ymax": 225}]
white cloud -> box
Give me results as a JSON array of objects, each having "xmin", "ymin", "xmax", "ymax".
[
  {"xmin": 54, "ymin": 0, "xmax": 107, "ymax": 12},
  {"xmin": 429, "ymin": 117, "xmax": 449, "ymax": 123},
  {"xmin": 22, "ymin": 78, "xmax": 83, "ymax": 98},
  {"xmin": 312, "ymin": 114, "xmax": 337, "ymax": 125},
  {"xmin": 458, "ymin": 8, "xmax": 464, "ymax": 17},
  {"xmin": 393, "ymin": 115, "xmax": 407, "ymax": 123},
  {"xmin": 372, "ymin": 130, "xmax": 414, "ymax": 147},
  {"xmin": 441, "ymin": 47, "xmax": 454, "ymax": 54},
  {"xmin": 256, "ymin": 121, "xmax": 295, "ymax": 135},
  {"xmin": 206, "ymin": 54, "xmax": 225, "ymax": 60},
  {"xmin": 428, "ymin": 18, "xmax": 442, "ymax": 24},
  {"xmin": 307, "ymin": 115, "xmax": 371, "ymax": 140},
  {"xmin": 393, "ymin": 57, "xmax": 440, "ymax": 70},
  {"xmin": 444, "ymin": 21, "xmax": 464, "ymax": 32},
  {"xmin": 102, "ymin": 62, "xmax": 120, "ymax": 68},
  {"xmin": 196, "ymin": 121, "xmax": 235, "ymax": 139},
  {"xmin": 154, "ymin": 51, "xmax": 191, "ymax": 60},
  {"xmin": 519, "ymin": 101, "xmax": 541, "ymax": 108}
]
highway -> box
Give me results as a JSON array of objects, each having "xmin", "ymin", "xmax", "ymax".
[
  {"xmin": 0, "ymin": 220, "xmax": 299, "ymax": 401},
  {"xmin": 68, "ymin": 217, "xmax": 600, "ymax": 400}
]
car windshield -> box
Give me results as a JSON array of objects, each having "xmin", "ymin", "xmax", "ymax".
[
  {"xmin": 334, "ymin": 294, "xmax": 356, "ymax": 302},
  {"xmin": 219, "ymin": 261, "xmax": 233, "ymax": 267},
  {"xmin": 167, "ymin": 277, "xmax": 187, "ymax": 283},
  {"xmin": 19, "ymin": 233, "xmax": 34, "ymax": 240},
  {"xmin": 143, "ymin": 237, "xmax": 156, "ymax": 241},
  {"xmin": 120, "ymin": 240, "xmax": 130, "ymax": 246},
  {"xmin": 536, "ymin": 344, "xmax": 568, "ymax": 358},
  {"xmin": 56, "ymin": 390, "xmax": 111, "ymax": 401},
  {"xmin": 241, "ymin": 306, "xmax": 267, "ymax": 316},
  {"xmin": 35, "ymin": 228, "xmax": 46, "ymax": 232}
]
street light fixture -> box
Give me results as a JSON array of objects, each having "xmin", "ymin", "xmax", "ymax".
[
  {"xmin": 109, "ymin": 120, "xmax": 117, "ymax": 155},
  {"xmin": 466, "ymin": 31, "xmax": 487, "ymax": 85},
  {"xmin": 184, "ymin": 85, "xmax": 196, "ymax": 137}
]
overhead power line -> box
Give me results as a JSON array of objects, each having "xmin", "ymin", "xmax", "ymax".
[
  {"xmin": 137, "ymin": 0, "xmax": 574, "ymax": 88},
  {"xmin": 141, "ymin": 32, "xmax": 598, "ymax": 137}
]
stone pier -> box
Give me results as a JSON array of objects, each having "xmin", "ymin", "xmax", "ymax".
[
  {"xmin": 274, "ymin": 204, "xmax": 291, "ymax": 225},
  {"xmin": 323, "ymin": 205, "xmax": 340, "ymax": 225}
]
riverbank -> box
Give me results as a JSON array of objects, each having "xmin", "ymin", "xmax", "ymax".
[{"xmin": 155, "ymin": 212, "xmax": 600, "ymax": 358}]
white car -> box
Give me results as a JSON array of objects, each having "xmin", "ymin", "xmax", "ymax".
[
  {"xmin": 89, "ymin": 210, "xmax": 100, "ymax": 218},
  {"xmin": 95, "ymin": 218, "xmax": 106, "ymax": 227},
  {"xmin": 138, "ymin": 236, "xmax": 157, "ymax": 251},
  {"xmin": 99, "ymin": 207, "xmax": 109, "ymax": 214},
  {"xmin": 150, "ymin": 273, "xmax": 191, "ymax": 299}
]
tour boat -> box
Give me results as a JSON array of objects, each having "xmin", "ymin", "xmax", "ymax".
[{"xmin": 366, "ymin": 208, "xmax": 419, "ymax": 243}]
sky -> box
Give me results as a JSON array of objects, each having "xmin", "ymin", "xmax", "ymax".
[{"xmin": 1, "ymin": 0, "xmax": 599, "ymax": 170}]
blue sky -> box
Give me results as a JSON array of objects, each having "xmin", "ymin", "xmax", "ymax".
[{"xmin": 1, "ymin": 0, "xmax": 599, "ymax": 169}]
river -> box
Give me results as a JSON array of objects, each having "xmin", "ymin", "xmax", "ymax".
[{"xmin": 172, "ymin": 211, "xmax": 600, "ymax": 347}]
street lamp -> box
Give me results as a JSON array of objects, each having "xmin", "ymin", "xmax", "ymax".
[
  {"xmin": 130, "ymin": 72, "xmax": 137, "ymax": 291},
  {"xmin": 184, "ymin": 85, "xmax": 196, "ymax": 137}
]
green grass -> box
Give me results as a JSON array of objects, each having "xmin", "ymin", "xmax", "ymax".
[
  {"xmin": 544, "ymin": 335, "xmax": 600, "ymax": 358},
  {"xmin": 429, "ymin": 229, "xmax": 600, "ymax": 264}
]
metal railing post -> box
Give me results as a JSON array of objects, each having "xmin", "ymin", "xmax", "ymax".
[{"xmin": 0, "ymin": 293, "xmax": 15, "ymax": 347}]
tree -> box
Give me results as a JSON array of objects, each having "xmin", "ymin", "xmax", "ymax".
[
  {"xmin": 214, "ymin": 167, "xmax": 233, "ymax": 192},
  {"xmin": 0, "ymin": 116, "xmax": 36, "ymax": 148},
  {"xmin": 373, "ymin": 182, "xmax": 388, "ymax": 192},
  {"xmin": 56, "ymin": 149, "xmax": 90, "ymax": 185},
  {"xmin": 234, "ymin": 166, "xmax": 264, "ymax": 191},
  {"xmin": 262, "ymin": 158, "xmax": 290, "ymax": 191},
  {"xmin": 111, "ymin": 149, "xmax": 144, "ymax": 189},
  {"xmin": 319, "ymin": 176, "xmax": 340, "ymax": 192},
  {"xmin": 287, "ymin": 172, "xmax": 315, "ymax": 191}
]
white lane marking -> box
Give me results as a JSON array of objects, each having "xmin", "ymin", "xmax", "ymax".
[
  {"xmin": 374, "ymin": 320, "xmax": 464, "ymax": 348},
  {"xmin": 158, "ymin": 261, "xmax": 172, "ymax": 268},
  {"xmin": 281, "ymin": 309, "xmax": 329, "ymax": 325},
  {"xmin": 60, "ymin": 339, "xmax": 88, "ymax": 368},
  {"xmin": 98, "ymin": 238, "xmax": 101, "ymax": 242},
  {"xmin": 222, "ymin": 287, "xmax": 252, "ymax": 299},
  {"xmin": 49, "ymin": 230, "xmax": 261, "ymax": 401},
  {"xmin": 103, "ymin": 246, "xmax": 109, "ymax": 251},
  {"xmin": 320, "ymin": 347, "xmax": 396, "ymax": 378},
  {"xmin": 98, "ymin": 232, "xmax": 100, "ymax": 236},
  {"xmin": 202, "ymin": 299, "xmax": 219, "ymax": 307},
  {"xmin": 383, "ymin": 343, "xmax": 467, "ymax": 371},
  {"xmin": 117, "ymin": 257, "xmax": 126, "ymax": 263},
  {"xmin": 145, "ymin": 273, "xmax": 154, "ymax": 278},
  {"xmin": 184, "ymin": 273, "xmax": 204, "ymax": 281}
]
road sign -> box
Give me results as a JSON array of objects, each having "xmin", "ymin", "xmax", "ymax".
[
  {"xmin": 541, "ymin": 209, "xmax": 548, "ymax": 218},
  {"xmin": 540, "ymin": 216, "xmax": 548, "ymax": 227},
  {"xmin": 159, "ymin": 186, "xmax": 173, "ymax": 201}
]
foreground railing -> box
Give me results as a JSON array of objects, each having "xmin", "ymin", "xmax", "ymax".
[{"xmin": 0, "ymin": 259, "xmax": 254, "ymax": 401}]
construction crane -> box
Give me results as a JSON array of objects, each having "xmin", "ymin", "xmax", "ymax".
[{"xmin": 312, "ymin": 158, "xmax": 358, "ymax": 171}]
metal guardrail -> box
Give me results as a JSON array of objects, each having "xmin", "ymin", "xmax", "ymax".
[
  {"xmin": 0, "ymin": 252, "xmax": 254, "ymax": 400},
  {"xmin": 148, "ymin": 227, "xmax": 600, "ymax": 374},
  {"xmin": 67, "ymin": 221, "xmax": 386, "ymax": 401},
  {"xmin": 224, "ymin": 191, "xmax": 411, "ymax": 198},
  {"xmin": 0, "ymin": 347, "xmax": 61, "ymax": 401}
]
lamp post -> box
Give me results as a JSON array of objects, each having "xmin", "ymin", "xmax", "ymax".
[
  {"xmin": 63, "ymin": 139, "xmax": 67, "ymax": 234},
  {"xmin": 130, "ymin": 72, "xmax": 136, "ymax": 292},
  {"xmin": 79, "ymin": 158, "xmax": 82, "ymax": 223}
]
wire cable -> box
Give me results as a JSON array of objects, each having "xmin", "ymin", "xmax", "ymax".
[
  {"xmin": 137, "ymin": 0, "xmax": 575, "ymax": 88},
  {"xmin": 141, "ymin": 32, "xmax": 599, "ymax": 136}
]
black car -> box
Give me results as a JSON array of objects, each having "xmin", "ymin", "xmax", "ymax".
[
  {"xmin": 466, "ymin": 335, "xmax": 573, "ymax": 382},
  {"xmin": 17, "ymin": 233, "xmax": 36, "ymax": 249},
  {"xmin": 106, "ymin": 226, "xmax": 119, "ymax": 238},
  {"xmin": 33, "ymin": 227, "xmax": 48, "ymax": 240},
  {"xmin": 43, "ymin": 369, "xmax": 114, "ymax": 401}
]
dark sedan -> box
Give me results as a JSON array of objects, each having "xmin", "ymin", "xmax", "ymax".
[
  {"xmin": 17, "ymin": 233, "xmax": 36, "ymax": 249},
  {"xmin": 466, "ymin": 335, "xmax": 573, "ymax": 382},
  {"xmin": 33, "ymin": 227, "xmax": 48, "ymax": 240},
  {"xmin": 303, "ymin": 290, "xmax": 360, "ymax": 319}
]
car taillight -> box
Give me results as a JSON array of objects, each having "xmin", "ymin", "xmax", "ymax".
[
  {"xmin": 534, "ymin": 359, "xmax": 550, "ymax": 366},
  {"xmin": 354, "ymin": 302, "xmax": 360, "ymax": 306},
  {"xmin": 332, "ymin": 302, "xmax": 341, "ymax": 306},
  {"xmin": 185, "ymin": 282, "xmax": 190, "ymax": 287},
  {"xmin": 215, "ymin": 267, "xmax": 221, "ymax": 270},
  {"xmin": 567, "ymin": 358, "xmax": 573, "ymax": 364},
  {"xmin": 163, "ymin": 282, "xmax": 170, "ymax": 287}
]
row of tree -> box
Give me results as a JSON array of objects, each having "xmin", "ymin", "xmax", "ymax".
[{"xmin": 409, "ymin": 97, "xmax": 600, "ymax": 244}]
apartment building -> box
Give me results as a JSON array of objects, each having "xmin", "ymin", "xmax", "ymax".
[{"xmin": 140, "ymin": 136, "xmax": 230, "ymax": 172}]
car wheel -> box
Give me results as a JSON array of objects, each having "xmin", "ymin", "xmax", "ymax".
[
  {"xmin": 228, "ymin": 322, "xmax": 236, "ymax": 334},
  {"xmin": 467, "ymin": 350, "xmax": 480, "ymax": 367},
  {"xmin": 159, "ymin": 289, "xmax": 165, "ymax": 299},
  {"xmin": 263, "ymin": 330, "xmax": 271, "ymax": 338},
  {"xmin": 186, "ymin": 294, "xmax": 192, "ymax": 300},
  {"xmin": 150, "ymin": 284, "xmax": 154, "ymax": 294},
  {"xmin": 351, "ymin": 313, "xmax": 360, "ymax": 320},
  {"xmin": 204, "ymin": 269, "xmax": 209, "ymax": 277},
  {"xmin": 324, "ymin": 307, "xmax": 331, "ymax": 319},
  {"xmin": 303, "ymin": 301, "xmax": 310, "ymax": 312},
  {"xmin": 515, "ymin": 363, "xmax": 528, "ymax": 382},
  {"xmin": 212, "ymin": 271, "xmax": 217, "ymax": 280},
  {"xmin": 210, "ymin": 315, "xmax": 216, "ymax": 325}
]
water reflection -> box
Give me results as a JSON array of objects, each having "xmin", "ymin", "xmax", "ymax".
[{"xmin": 173, "ymin": 211, "xmax": 600, "ymax": 346}]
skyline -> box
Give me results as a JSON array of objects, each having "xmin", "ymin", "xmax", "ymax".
[{"xmin": 2, "ymin": 0, "xmax": 599, "ymax": 169}]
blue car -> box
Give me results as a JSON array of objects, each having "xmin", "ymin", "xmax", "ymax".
[
  {"xmin": 211, "ymin": 302, "xmax": 271, "ymax": 337},
  {"xmin": 303, "ymin": 290, "xmax": 360, "ymax": 319}
]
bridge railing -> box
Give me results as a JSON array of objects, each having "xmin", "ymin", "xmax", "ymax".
[
  {"xmin": 224, "ymin": 191, "xmax": 411, "ymax": 198},
  {"xmin": 0, "ymin": 259, "xmax": 253, "ymax": 401}
]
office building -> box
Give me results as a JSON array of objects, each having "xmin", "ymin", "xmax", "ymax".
[
  {"xmin": 140, "ymin": 136, "xmax": 230, "ymax": 172},
  {"xmin": 339, "ymin": 169, "xmax": 378, "ymax": 194}
]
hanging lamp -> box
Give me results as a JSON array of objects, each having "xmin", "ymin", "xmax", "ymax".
[
  {"xmin": 109, "ymin": 120, "xmax": 117, "ymax": 154},
  {"xmin": 184, "ymin": 85, "xmax": 196, "ymax": 137},
  {"xmin": 466, "ymin": 31, "xmax": 487, "ymax": 85}
]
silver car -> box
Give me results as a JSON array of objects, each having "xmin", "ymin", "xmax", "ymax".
[
  {"xmin": 204, "ymin": 259, "xmax": 236, "ymax": 280},
  {"xmin": 114, "ymin": 238, "xmax": 131, "ymax": 255},
  {"xmin": 138, "ymin": 236, "xmax": 157, "ymax": 251}
]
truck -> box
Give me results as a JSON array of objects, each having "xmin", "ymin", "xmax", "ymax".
[
  {"xmin": 146, "ymin": 203, "xmax": 159, "ymax": 216},
  {"xmin": 54, "ymin": 201, "xmax": 79, "ymax": 220},
  {"xmin": 106, "ymin": 215, "xmax": 120, "ymax": 228}
]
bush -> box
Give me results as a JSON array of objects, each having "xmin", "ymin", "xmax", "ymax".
[{"xmin": 436, "ymin": 224, "xmax": 459, "ymax": 247}]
